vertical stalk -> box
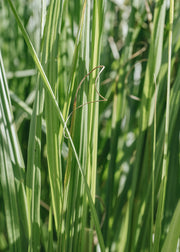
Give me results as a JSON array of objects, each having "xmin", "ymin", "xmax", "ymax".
[
  {"xmin": 153, "ymin": 1, "xmax": 174, "ymax": 251},
  {"xmin": 151, "ymin": 77, "xmax": 157, "ymax": 251},
  {"xmin": 88, "ymin": 0, "xmax": 104, "ymax": 250}
]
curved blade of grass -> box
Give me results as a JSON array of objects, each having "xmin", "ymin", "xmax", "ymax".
[{"xmin": 7, "ymin": 1, "xmax": 105, "ymax": 250}]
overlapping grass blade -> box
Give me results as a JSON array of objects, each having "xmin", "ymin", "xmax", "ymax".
[
  {"xmin": 42, "ymin": 0, "xmax": 65, "ymax": 231},
  {"xmin": 2, "ymin": 1, "xmax": 180, "ymax": 251},
  {"xmin": 0, "ymin": 51, "xmax": 29, "ymax": 251},
  {"xmin": 25, "ymin": 2, "xmax": 46, "ymax": 250},
  {"xmin": 7, "ymin": 0, "xmax": 105, "ymax": 250}
]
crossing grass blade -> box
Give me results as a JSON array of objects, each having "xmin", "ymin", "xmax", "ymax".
[{"xmin": 6, "ymin": 0, "xmax": 105, "ymax": 250}]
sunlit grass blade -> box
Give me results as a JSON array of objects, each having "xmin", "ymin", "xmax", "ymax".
[
  {"xmin": 7, "ymin": 1, "xmax": 105, "ymax": 250},
  {"xmin": 60, "ymin": 0, "xmax": 88, "ymax": 132},
  {"xmin": 84, "ymin": 1, "xmax": 105, "ymax": 250},
  {"xmin": 2, "ymin": 0, "xmax": 180, "ymax": 251},
  {"xmin": 42, "ymin": 0, "xmax": 64, "ymax": 231},
  {"xmin": 26, "ymin": 76, "xmax": 44, "ymax": 251},
  {"xmin": 25, "ymin": 2, "xmax": 46, "ymax": 250},
  {"xmin": 0, "ymin": 51, "xmax": 29, "ymax": 251},
  {"xmin": 0, "ymin": 112, "xmax": 21, "ymax": 252}
]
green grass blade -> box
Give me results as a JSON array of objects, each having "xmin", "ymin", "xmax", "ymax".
[
  {"xmin": 26, "ymin": 77, "xmax": 44, "ymax": 251},
  {"xmin": 7, "ymin": 1, "xmax": 105, "ymax": 250},
  {"xmin": 42, "ymin": 0, "xmax": 64, "ymax": 231},
  {"xmin": 87, "ymin": 0, "xmax": 105, "ymax": 249},
  {"xmin": 26, "ymin": 2, "xmax": 46, "ymax": 250},
  {"xmin": 162, "ymin": 200, "xmax": 180, "ymax": 252},
  {"xmin": 0, "ymin": 51, "xmax": 28, "ymax": 251},
  {"xmin": 125, "ymin": 1, "xmax": 166, "ymax": 251},
  {"xmin": 2, "ymin": 1, "xmax": 180, "ymax": 251},
  {"xmin": 0, "ymin": 53, "xmax": 25, "ymax": 177},
  {"xmin": 60, "ymin": 0, "xmax": 88, "ymax": 129},
  {"xmin": 153, "ymin": 1, "xmax": 174, "ymax": 251},
  {"xmin": 0, "ymin": 115, "xmax": 21, "ymax": 252},
  {"xmin": 151, "ymin": 78, "xmax": 157, "ymax": 251}
]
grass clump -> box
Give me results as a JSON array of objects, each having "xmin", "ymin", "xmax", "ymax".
[{"xmin": 0, "ymin": 0, "xmax": 180, "ymax": 251}]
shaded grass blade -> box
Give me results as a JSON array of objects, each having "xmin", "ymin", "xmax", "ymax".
[
  {"xmin": 153, "ymin": 1, "xmax": 174, "ymax": 251},
  {"xmin": 161, "ymin": 201, "xmax": 180, "ymax": 251},
  {"xmin": 125, "ymin": 1, "xmax": 166, "ymax": 251}
]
